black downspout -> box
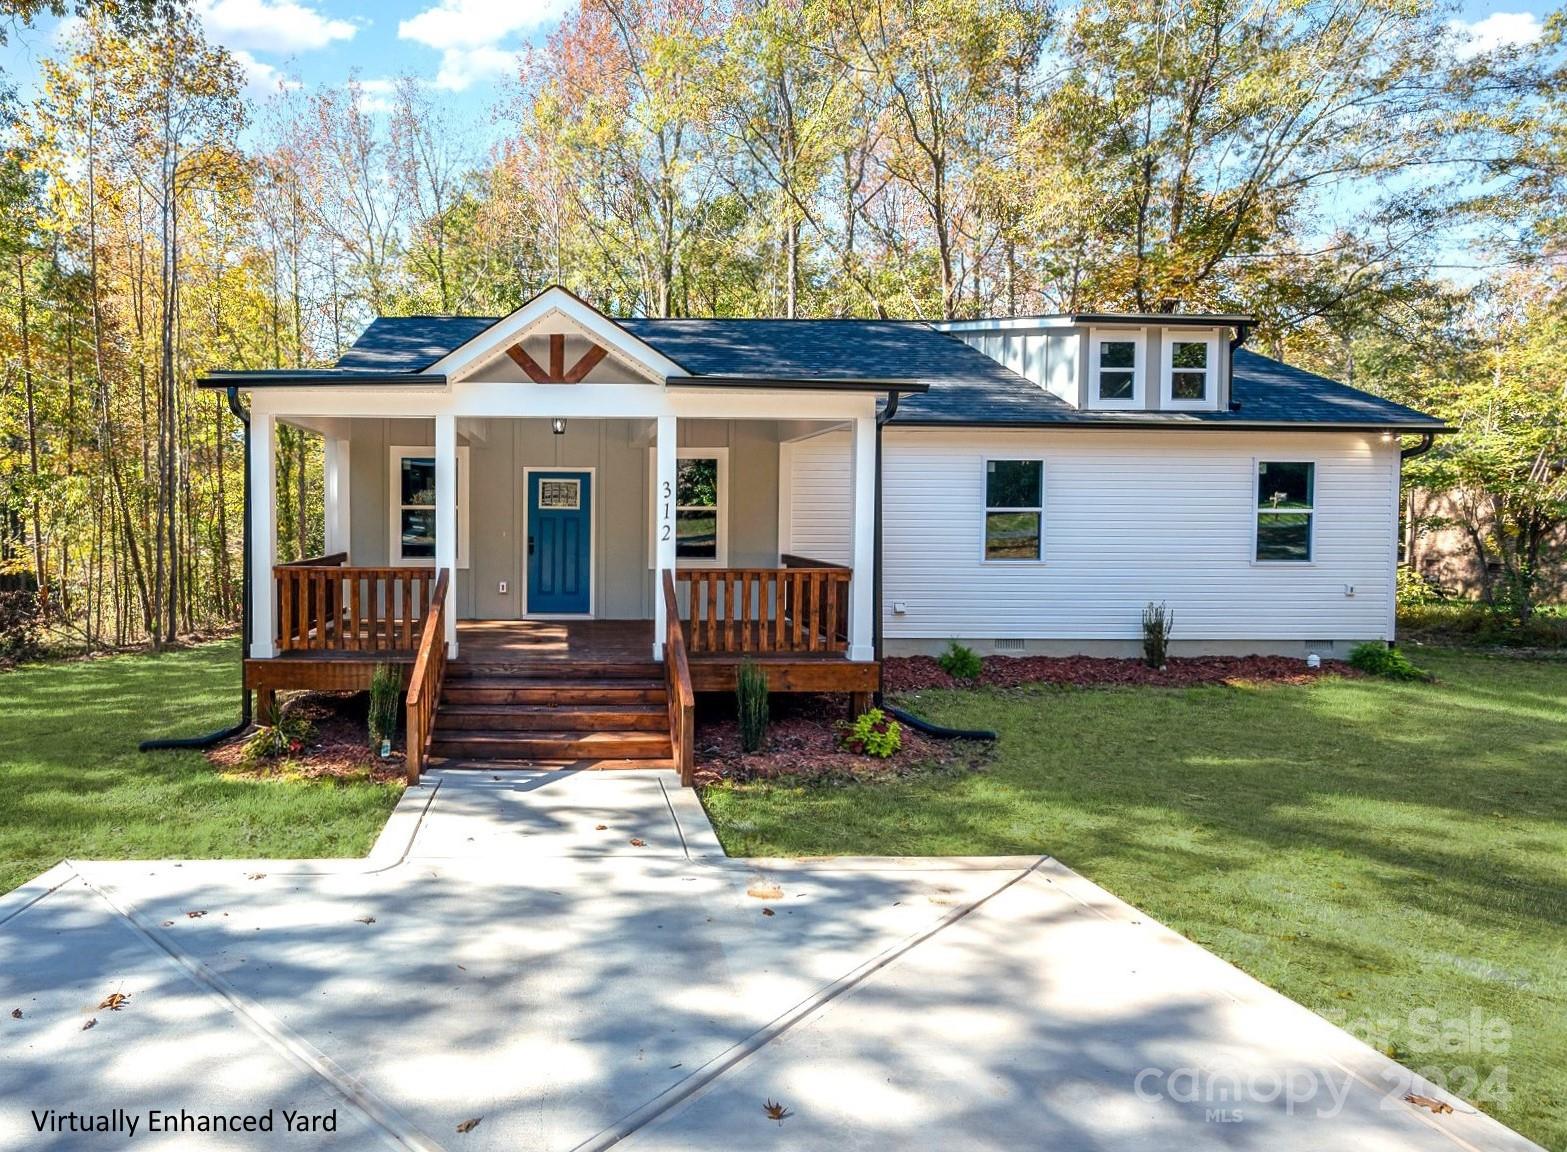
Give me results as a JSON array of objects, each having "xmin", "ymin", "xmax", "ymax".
[
  {"xmin": 872, "ymin": 390, "xmax": 997, "ymax": 743},
  {"xmin": 139, "ymin": 386, "xmax": 254, "ymax": 750}
]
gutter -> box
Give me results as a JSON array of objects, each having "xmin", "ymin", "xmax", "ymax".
[
  {"xmin": 1400, "ymin": 431, "xmax": 1436, "ymax": 460},
  {"xmin": 871, "ymin": 390, "xmax": 998, "ymax": 743},
  {"xmin": 140, "ymin": 386, "xmax": 254, "ymax": 751}
]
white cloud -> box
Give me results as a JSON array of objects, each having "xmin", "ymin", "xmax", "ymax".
[
  {"xmin": 399, "ymin": 0, "xmax": 571, "ymax": 50},
  {"xmin": 234, "ymin": 49, "xmax": 301, "ymax": 101},
  {"xmin": 355, "ymin": 78, "xmax": 399, "ymax": 114},
  {"xmin": 196, "ymin": 0, "xmax": 357, "ymax": 53},
  {"xmin": 1448, "ymin": 11, "xmax": 1544, "ymax": 59},
  {"xmin": 431, "ymin": 45, "xmax": 522, "ymax": 91}
]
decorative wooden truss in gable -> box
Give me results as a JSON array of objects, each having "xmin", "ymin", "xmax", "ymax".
[{"xmin": 505, "ymin": 333, "xmax": 609, "ymax": 383}]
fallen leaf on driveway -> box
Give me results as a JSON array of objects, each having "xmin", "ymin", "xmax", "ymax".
[
  {"xmin": 763, "ymin": 1099, "xmax": 793, "ymax": 1124},
  {"xmin": 629, "ymin": 838, "xmax": 646, "ymax": 847},
  {"xmin": 186, "ymin": 910, "xmax": 206, "ymax": 919},
  {"xmin": 595, "ymin": 824, "xmax": 608, "ymax": 831},
  {"xmin": 356, "ymin": 916, "xmax": 376, "ymax": 924},
  {"xmin": 248, "ymin": 873, "xmax": 267, "ymax": 880},
  {"xmin": 10, "ymin": 1009, "xmax": 20, "ymax": 1019},
  {"xmin": 747, "ymin": 883, "xmax": 783, "ymax": 900},
  {"xmin": 761, "ymin": 908, "xmax": 775, "ymax": 917},
  {"xmin": 1405, "ymin": 1094, "xmax": 1453, "ymax": 1115},
  {"xmin": 98, "ymin": 993, "xmax": 129, "ymax": 1012},
  {"xmin": 456, "ymin": 1117, "xmax": 482, "ymax": 1133},
  {"xmin": 161, "ymin": 921, "xmax": 174, "ymax": 927},
  {"xmin": 81, "ymin": 1018, "xmax": 97, "ymax": 1031}
]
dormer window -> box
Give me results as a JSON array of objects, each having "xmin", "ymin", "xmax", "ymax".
[
  {"xmin": 1161, "ymin": 330, "xmax": 1220, "ymax": 409},
  {"xmin": 1089, "ymin": 329, "xmax": 1145, "ymax": 409}
]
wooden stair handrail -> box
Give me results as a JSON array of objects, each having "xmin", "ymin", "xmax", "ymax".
[
  {"xmin": 663, "ymin": 570, "xmax": 696, "ymax": 787},
  {"xmin": 404, "ymin": 568, "xmax": 451, "ymax": 784}
]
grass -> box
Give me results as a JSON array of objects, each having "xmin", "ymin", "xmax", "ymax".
[
  {"xmin": 701, "ymin": 649, "xmax": 1567, "ymax": 1148},
  {"xmin": 0, "ymin": 640, "xmax": 403, "ymax": 895}
]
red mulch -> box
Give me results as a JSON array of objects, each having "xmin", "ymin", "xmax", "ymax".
[
  {"xmin": 692, "ymin": 693, "xmax": 984, "ymax": 786},
  {"xmin": 207, "ymin": 692, "xmax": 407, "ymax": 783},
  {"xmin": 883, "ymin": 653, "xmax": 1357, "ymax": 693}
]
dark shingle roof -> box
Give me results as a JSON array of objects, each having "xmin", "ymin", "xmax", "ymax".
[{"xmin": 328, "ymin": 315, "xmax": 1441, "ymax": 430}]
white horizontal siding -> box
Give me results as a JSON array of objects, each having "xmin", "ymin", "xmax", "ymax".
[
  {"xmin": 883, "ymin": 428, "xmax": 1398, "ymax": 642},
  {"xmin": 782, "ymin": 431, "xmax": 853, "ymax": 564}
]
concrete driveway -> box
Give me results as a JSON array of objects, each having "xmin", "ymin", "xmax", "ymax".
[{"xmin": 0, "ymin": 771, "xmax": 1540, "ymax": 1152}]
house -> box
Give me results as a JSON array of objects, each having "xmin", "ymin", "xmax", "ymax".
[{"xmin": 198, "ymin": 286, "xmax": 1444, "ymax": 784}]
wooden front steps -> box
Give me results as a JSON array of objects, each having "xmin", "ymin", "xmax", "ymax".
[{"xmin": 429, "ymin": 659, "xmax": 673, "ymax": 770}]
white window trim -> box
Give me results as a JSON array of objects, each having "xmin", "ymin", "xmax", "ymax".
[
  {"xmin": 1161, "ymin": 328, "xmax": 1220, "ymax": 410},
  {"xmin": 1088, "ymin": 327, "xmax": 1146, "ymax": 410},
  {"xmin": 1252, "ymin": 457, "xmax": 1316, "ymax": 566},
  {"xmin": 647, "ymin": 446, "xmax": 729, "ymax": 568},
  {"xmin": 389, "ymin": 445, "xmax": 471, "ymax": 569},
  {"xmin": 979, "ymin": 456, "xmax": 1046, "ymax": 564}
]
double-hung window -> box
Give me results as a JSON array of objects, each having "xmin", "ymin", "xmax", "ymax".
[
  {"xmin": 1162, "ymin": 330, "xmax": 1219, "ymax": 408},
  {"xmin": 1089, "ymin": 329, "xmax": 1144, "ymax": 408},
  {"xmin": 649, "ymin": 447, "xmax": 728, "ymax": 567},
  {"xmin": 1254, "ymin": 461, "xmax": 1314, "ymax": 562},
  {"xmin": 984, "ymin": 459, "xmax": 1044, "ymax": 561},
  {"xmin": 390, "ymin": 446, "xmax": 470, "ymax": 568}
]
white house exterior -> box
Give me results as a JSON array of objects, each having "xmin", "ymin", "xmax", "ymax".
[{"xmin": 200, "ymin": 287, "xmax": 1443, "ymax": 780}]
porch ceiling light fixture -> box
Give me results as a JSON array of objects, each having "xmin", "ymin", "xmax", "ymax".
[{"xmin": 551, "ymin": 418, "xmax": 568, "ymax": 435}]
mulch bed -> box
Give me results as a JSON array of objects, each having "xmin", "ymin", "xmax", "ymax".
[
  {"xmin": 883, "ymin": 653, "xmax": 1357, "ymax": 693},
  {"xmin": 692, "ymin": 693, "xmax": 985, "ymax": 786},
  {"xmin": 207, "ymin": 692, "xmax": 407, "ymax": 783}
]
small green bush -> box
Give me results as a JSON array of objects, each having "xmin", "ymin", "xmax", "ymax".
[
  {"xmin": 1141, "ymin": 601, "xmax": 1174, "ymax": 668},
  {"xmin": 1396, "ymin": 566, "xmax": 1445, "ymax": 607},
  {"xmin": 1349, "ymin": 642, "xmax": 1432, "ymax": 682},
  {"xmin": 838, "ymin": 708, "xmax": 902, "ymax": 758},
  {"xmin": 368, "ymin": 663, "xmax": 401, "ymax": 751},
  {"xmin": 938, "ymin": 640, "xmax": 982, "ymax": 681},
  {"xmin": 241, "ymin": 713, "xmax": 315, "ymax": 764},
  {"xmin": 736, "ymin": 660, "xmax": 770, "ymax": 753}
]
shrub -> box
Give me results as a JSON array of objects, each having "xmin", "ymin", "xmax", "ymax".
[
  {"xmin": 1396, "ymin": 566, "xmax": 1445, "ymax": 607},
  {"xmin": 938, "ymin": 640, "xmax": 982, "ymax": 681},
  {"xmin": 241, "ymin": 713, "xmax": 315, "ymax": 764},
  {"xmin": 1141, "ymin": 601, "xmax": 1174, "ymax": 668},
  {"xmin": 1348, "ymin": 642, "xmax": 1432, "ymax": 682},
  {"xmin": 736, "ymin": 660, "xmax": 770, "ymax": 753},
  {"xmin": 0, "ymin": 588, "xmax": 42, "ymax": 663},
  {"xmin": 368, "ymin": 663, "xmax": 401, "ymax": 751},
  {"xmin": 838, "ymin": 708, "xmax": 902, "ymax": 758}
]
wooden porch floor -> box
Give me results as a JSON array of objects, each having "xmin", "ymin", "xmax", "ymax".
[{"xmin": 457, "ymin": 619, "xmax": 652, "ymax": 664}]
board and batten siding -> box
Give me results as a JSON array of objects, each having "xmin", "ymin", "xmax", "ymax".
[{"xmin": 881, "ymin": 427, "xmax": 1400, "ymax": 655}]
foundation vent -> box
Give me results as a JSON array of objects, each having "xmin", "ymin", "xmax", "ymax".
[{"xmin": 994, "ymin": 638, "xmax": 1026, "ymax": 651}]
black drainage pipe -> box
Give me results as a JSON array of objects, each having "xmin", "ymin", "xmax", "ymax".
[
  {"xmin": 139, "ymin": 386, "xmax": 254, "ymax": 751},
  {"xmin": 870, "ymin": 390, "xmax": 996, "ymax": 744}
]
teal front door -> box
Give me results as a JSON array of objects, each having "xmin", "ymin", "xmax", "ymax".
[{"xmin": 527, "ymin": 471, "xmax": 592, "ymax": 615}]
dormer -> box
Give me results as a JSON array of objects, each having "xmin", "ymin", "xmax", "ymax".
[{"xmin": 936, "ymin": 312, "xmax": 1253, "ymax": 414}]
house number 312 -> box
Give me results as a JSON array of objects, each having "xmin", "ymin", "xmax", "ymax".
[{"xmin": 660, "ymin": 479, "xmax": 672, "ymax": 542}]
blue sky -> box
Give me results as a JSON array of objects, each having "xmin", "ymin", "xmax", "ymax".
[{"xmin": 1, "ymin": 0, "xmax": 1555, "ymax": 147}]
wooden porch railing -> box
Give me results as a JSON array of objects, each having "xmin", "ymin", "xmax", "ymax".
[
  {"xmin": 662, "ymin": 571, "xmax": 696, "ymax": 787},
  {"xmin": 675, "ymin": 560, "xmax": 851, "ymax": 654},
  {"xmin": 274, "ymin": 562, "xmax": 438, "ymax": 652},
  {"xmin": 405, "ymin": 569, "xmax": 450, "ymax": 783}
]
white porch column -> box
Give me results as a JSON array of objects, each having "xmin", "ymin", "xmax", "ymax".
[
  {"xmin": 435, "ymin": 414, "xmax": 459, "ymax": 658},
  {"xmin": 249, "ymin": 411, "xmax": 278, "ymax": 659},
  {"xmin": 847, "ymin": 413, "xmax": 876, "ymax": 662},
  {"xmin": 652, "ymin": 414, "xmax": 677, "ymax": 660},
  {"xmin": 323, "ymin": 436, "xmax": 351, "ymax": 556}
]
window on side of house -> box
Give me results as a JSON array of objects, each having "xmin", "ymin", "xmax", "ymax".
[
  {"xmin": 1089, "ymin": 329, "xmax": 1144, "ymax": 408},
  {"xmin": 649, "ymin": 448, "xmax": 728, "ymax": 567},
  {"xmin": 1255, "ymin": 461, "xmax": 1314, "ymax": 562},
  {"xmin": 390, "ymin": 446, "xmax": 470, "ymax": 568},
  {"xmin": 1163, "ymin": 331, "xmax": 1218, "ymax": 407},
  {"xmin": 984, "ymin": 458, "xmax": 1044, "ymax": 561}
]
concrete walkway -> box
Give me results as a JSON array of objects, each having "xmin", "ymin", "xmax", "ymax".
[{"xmin": 0, "ymin": 771, "xmax": 1541, "ymax": 1152}]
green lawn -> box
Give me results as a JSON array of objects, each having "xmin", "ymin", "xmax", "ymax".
[
  {"xmin": 702, "ymin": 649, "xmax": 1567, "ymax": 1149},
  {"xmin": 0, "ymin": 640, "xmax": 402, "ymax": 894}
]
